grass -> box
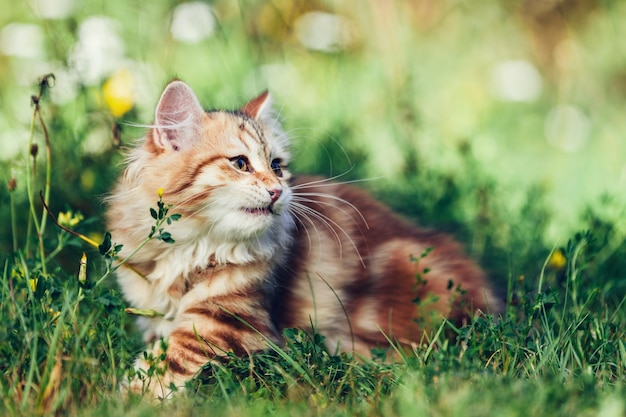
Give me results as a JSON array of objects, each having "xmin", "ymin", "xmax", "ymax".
[
  {"xmin": 1, "ymin": 102, "xmax": 624, "ymax": 415},
  {"xmin": 1, "ymin": 231, "xmax": 625, "ymax": 416},
  {"xmin": 1, "ymin": 1, "xmax": 626, "ymax": 416}
]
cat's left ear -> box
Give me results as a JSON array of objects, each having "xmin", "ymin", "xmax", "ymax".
[
  {"xmin": 153, "ymin": 80, "xmax": 205, "ymax": 152},
  {"xmin": 241, "ymin": 90, "xmax": 273, "ymax": 121}
]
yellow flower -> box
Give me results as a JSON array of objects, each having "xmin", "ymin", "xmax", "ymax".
[
  {"xmin": 78, "ymin": 252, "xmax": 87, "ymax": 284},
  {"xmin": 58, "ymin": 210, "xmax": 83, "ymax": 228},
  {"xmin": 157, "ymin": 187, "xmax": 164, "ymax": 198},
  {"xmin": 48, "ymin": 308, "xmax": 61, "ymax": 322},
  {"xmin": 548, "ymin": 249, "xmax": 566, "ymax": 270},
  {"xmin": 103, "ymin": 69, "xmax": 135, "ymax": 117}
]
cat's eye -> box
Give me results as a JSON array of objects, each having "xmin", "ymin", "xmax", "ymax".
[
  {"xmin": 271, "ymin": 159, "xmax": 283, "ymax": 177},
  {"xmin": 231, "ymin": 156, "xmax": 250, "ymax": 172}
]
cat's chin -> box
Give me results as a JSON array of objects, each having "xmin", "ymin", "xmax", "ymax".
[{"xmin": 206, "ymin": 208, "xmax": 283, "ymax": 240}]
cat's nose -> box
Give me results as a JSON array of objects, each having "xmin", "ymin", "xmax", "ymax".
[{"xmin": 268, "ymin": 188, "xmax": 282, "ymax": 203}]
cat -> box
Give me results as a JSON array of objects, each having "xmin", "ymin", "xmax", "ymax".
[{"xmin": 105, "ymin": 80, "xmax": 502, "ymax": 400}]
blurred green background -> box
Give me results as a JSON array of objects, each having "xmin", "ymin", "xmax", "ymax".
[{"xmin": 1, "ymin": 0, "xmax": 625, "ymax": 286}]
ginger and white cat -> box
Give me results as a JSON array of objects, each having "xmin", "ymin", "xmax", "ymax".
[{"xmin": 106, "ymin": 80, "xmax": 501, "ymax": 399}]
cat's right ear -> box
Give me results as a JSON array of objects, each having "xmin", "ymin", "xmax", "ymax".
[
  {"xmin": 152, "ymin": 80, "xmax": 205, "ymax": 152},
  {"xmin": 241, "ymin": 90, "xmax": 273, "ymax": 121}
]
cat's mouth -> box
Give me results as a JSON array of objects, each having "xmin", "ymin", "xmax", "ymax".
[{"xmin": 242, "ymin": 206, "xmax": 274, "ymax": 216}]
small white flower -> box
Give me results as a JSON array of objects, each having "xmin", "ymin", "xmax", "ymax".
[
  {"xmin": 68, "ymin": 16, "xmax": 125, "ymax": 85},
  {"xmin": 490, "ymin": 60, "xmax": 543, "ymax": 102},
  {"xmin": 170, "ymin": 2, "xmax": 216, "ymax": 44}
]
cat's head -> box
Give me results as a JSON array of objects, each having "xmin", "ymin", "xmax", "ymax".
[{"xmin": 123, "ymin": 80, "xmax": 293, "ymax": 243}]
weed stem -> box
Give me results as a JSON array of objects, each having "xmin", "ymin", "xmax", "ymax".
[{"xmin": 9, "ymin": 189, "xmax": 18, "ymax": 252}]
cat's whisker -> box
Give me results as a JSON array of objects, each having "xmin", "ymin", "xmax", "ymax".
[
  {"xmin": 289, "ymin": 202, "xmax": 348, "ymax": 261},
  {"xmin": 290, "ymin": 201, "xmax": 366, "ymax": 267},
  {"xmin": 171, "ymin": 191, "xmax": 226, "ymax": 222},
  {"xmin": 292, "ymin": 192, "xmax": 369, "ymax": 230},
  {"xmin": 286, "ymin": 206, "xmax": 318, "ymax": 258},
  {"xmin": 289, "ymin": 203, "xmax": 332, "ymax": 241},
  {"xmin": 291, "ymin": 176, "xmax": 383, "ymax": 191},
  {"xmin": 173, "ymin": 200, "xmax": 208, "ymax": 222},
  {"xmin": 291, "ymin": 199, "xmax": 363, "ymax": 260},
  {"xmin": 291, "ymin": 195, "xmax": 367, "ymax": 236},
  {"xmin": 123, "ymin": 116, "xmax": 194, "ymax": 131},
  {"xmin": 291, "ymin": 169, "xmax": 357, "ymax": 188},
  {"xmin": 289, "ymin": 202, "xmax": 345, "ymax": 258},
  {"xmin": 281, "ymin": 127, "xmax": 314, "ymax": 140},
  {"xmin": 294, "ymin": 197, "xmax": 369, "ymax": 245}
]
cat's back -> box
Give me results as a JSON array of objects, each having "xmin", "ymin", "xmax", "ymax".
[{"xmin": 274, "ymin": 176, "xmax": 502, "ymax": 354}]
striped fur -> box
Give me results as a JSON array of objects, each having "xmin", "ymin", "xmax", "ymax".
[{"xmin": 106, "ymin": 80, "xmax": 502, "ymax": 400}]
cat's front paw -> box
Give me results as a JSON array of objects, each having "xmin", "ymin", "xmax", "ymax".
[{"xmin": 120, "ymin": 356, "xmax": 184, "ymax": 401}]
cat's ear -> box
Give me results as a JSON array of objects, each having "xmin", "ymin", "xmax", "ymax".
[
  {"xmin": 241, "ymin": 90, "xmax": 273, "ymax": 121},
  {"xmin": 152, "ymin": 80, "xmax": 205, "ymax": 151}
]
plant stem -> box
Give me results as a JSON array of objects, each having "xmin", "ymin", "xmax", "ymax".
[
  {"xmin": 24, "ymin": 75, "xmax": 55, "ymax": 274},
  {"xmin": 36, "ymin": 109, "xmax": 52, "ymax": 276},
  {"xmin": 96, "ymin": 206, "xmax": 177, "ymax": 286},
  {"xmin": 24, "ymin": 112, "xmax": 40, "ymax": 259},
  {"xmin": 95, "ymin": 236, "xmax": 153, "ymax": 287},
  {"xmin": 10, "ymin": 191, "xmax": 18, "ymax": 253},
  {"xmin": 537, "ymin": 245, "xmax": 558, "ymax": 296},
  {"xmin": 569, "ymin": 239, "xmax": 585, "ymax": 314},
  {"xmin": 38, "ymin": 110, "xmax": 52, "ymax": 244},
  {"xmin": 44, "ymin": 241, "xmax": 65, "ymax": 264}
]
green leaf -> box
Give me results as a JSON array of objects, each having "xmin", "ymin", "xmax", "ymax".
[
  {"xmin": 98, "ymin": 232, "xmax": 112, "ymax": 255},
  {"xmin": 125, "ymin": 307, "xmax": 165, "ymax": 317},
  {"xmin": 150, "ymin": 208, "xmax": 158, "ymax": 219},
  {"xmin": 159, "ymin": 231, "xmax": 175, "ymax": 244}
]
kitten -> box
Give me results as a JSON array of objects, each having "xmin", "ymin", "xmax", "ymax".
[{"xmin": 106, "ymin": 80, "xmax": 502, "ymax": 399}]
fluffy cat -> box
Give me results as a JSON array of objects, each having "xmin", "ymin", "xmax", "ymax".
[{"xmin": 106, "ymin": 80, "xmax": 502, "ymax": 399}]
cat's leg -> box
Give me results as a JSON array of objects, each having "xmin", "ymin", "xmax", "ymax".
[{"xmin": 126, "ymin": 293, "xmax": 278, "ymax": 400}]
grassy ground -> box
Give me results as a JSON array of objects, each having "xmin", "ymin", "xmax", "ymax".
[
  {"xmin": 1, "ymin": 1, "xmax": 626, "ymax": 416},
  {"xmin": 2, "ymin": 231, "xmax": 625, "ymax": 416}
]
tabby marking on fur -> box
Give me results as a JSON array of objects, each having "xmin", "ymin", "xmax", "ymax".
[{"xmin": 106, "ymin": 80, "xmax": 502, "ymax": 399}]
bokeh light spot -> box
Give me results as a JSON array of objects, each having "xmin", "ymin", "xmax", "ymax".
[
  {"xmin": 30, "ymin": 0, "xmax": 75, "ymax": 20},
  {"xmin": 294, "ymin": 12, "xmax": 356, "ymax": 53},
  {"xmin": 490, "ymin": 60, "xmax": 543, "ymax": 102},
  {"xmin": 0, "ymin": 23, "xmax": 44, "ymax": 58},
  {"xmin": 545, "ymin": 105, "xmax": 590, "ymax": 153},
  {"xmin": 69, "ymin": 16, "xmax": 125, "ymax": 85},
  {"xmin": 170, "ymin": 2, "xmax": 216, "ymax": 44}
]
